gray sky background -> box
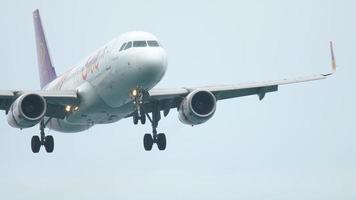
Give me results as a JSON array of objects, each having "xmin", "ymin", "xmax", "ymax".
[{"xmin": 0, "ymin": 0, "xmax": 355, "ymax": 199}]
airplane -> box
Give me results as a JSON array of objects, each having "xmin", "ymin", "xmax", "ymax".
[{"xmin": 1, "ymin": 9, "xmax": 336, "ymax": 153}]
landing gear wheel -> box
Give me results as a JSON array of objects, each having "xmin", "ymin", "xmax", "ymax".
[
  {"xmin": 31, "ymin": 136, "xmax": 41, "ymax": 153},
  {"xmin": 133, "ymin": 111, "xmax": 139, "ymax": 125},
  {"xmin": 157, "ymin": 133, "xmax": 166, "ymax": 151},
  {"xmin": 143, "ymin": 134, "xmax": 153, "ymax": 151},
  {"xmin": 44, "ymin": 135, "xmax": 54, "ymax": 153},
  {"xmin": 140, "ymin": 110, "xmax": 146, "ymax": 125}
]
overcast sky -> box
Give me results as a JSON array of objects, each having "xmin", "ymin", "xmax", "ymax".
[{"xmin": 0, "ymin": 0, "xmax": 355, "ymax": 199}]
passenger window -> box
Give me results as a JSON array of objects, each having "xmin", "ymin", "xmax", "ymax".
[
  {"xmin": 147, "ymin": 40, "xmax": 159, "ymax": 47},
  {"xmin": 133, "ymin": 41, "xmax": 147, "ymax": 47},
  {"xmin": 119, "ymin": 43, "xmax": 127, "ymax": 51},
  {"xmin": 124, "ymin": 41, "xmax": 132, "ymax": 50}
]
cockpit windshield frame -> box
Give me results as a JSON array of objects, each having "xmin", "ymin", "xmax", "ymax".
[
  {"xmin": 119, "ymin": 40, "xmax": 160, "ymax": 52},
  {"xmin": 124, "ymin": 41, "xmax": 132, "ymax": 50}
]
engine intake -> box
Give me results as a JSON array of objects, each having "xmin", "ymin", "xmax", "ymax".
[
  {"xmin": 179, "ymin": 90, "xmax": 216, "ymax": 125},
  {"xmin": 7, "ymin": 93, "xmax": 47, "ymax": 128}
]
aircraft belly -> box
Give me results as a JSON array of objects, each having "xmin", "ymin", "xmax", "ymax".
[
  {"xmin": 48, "ymin": 80, "xmax": 136, "ymax": 133},
  {"xmin": 47, "ymin": 118, "xmax": 91, "ymax": 133}
]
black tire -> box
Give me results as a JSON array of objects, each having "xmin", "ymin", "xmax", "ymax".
[
  {"xmin": 44, "ymin": 135, "xmax": 54, "ymax": 153},
  {"xmin": 157, "ymin": 133, "xmax": 166, "ymax": 151},
  {"xmin": 143, "ymin": 134, "xmax": 153, "ymax": 151},
  {"xmin": 140, "ymin": 112, "xmax": 146, "ymax": 125},
  {"xmin": 31, "ymin": 136, "xmax": 41, "ymax": 153},
  {"xmin": 133, "ymin": 111, "xmax": 139, "ymax": 125}
]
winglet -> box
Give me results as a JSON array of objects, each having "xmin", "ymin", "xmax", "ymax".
[
  {"xmin": 330, "ymin": 41, "xmax": 337, "ymax": 73},
  {"xmin": 323, "ymin": 41, "xmax": 337, "ymax": 76}
]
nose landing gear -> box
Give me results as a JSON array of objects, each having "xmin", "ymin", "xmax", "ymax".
[
  {"xmin": 131, "ymin": 88, "xmax": 146, "ymax": 125},
  {"xmin": 133, "ymin": 109, "xmax": 146, "ymax": 125}
]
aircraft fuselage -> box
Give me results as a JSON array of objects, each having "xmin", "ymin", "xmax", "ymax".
[{"xmin": 45, "ymin": 31, "xmax": 167, "ymax": 132}]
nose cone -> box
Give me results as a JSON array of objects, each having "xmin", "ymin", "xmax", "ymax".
[{"xmin": 136, "ymin": 48, "xmax": 167, "ymax": 85}]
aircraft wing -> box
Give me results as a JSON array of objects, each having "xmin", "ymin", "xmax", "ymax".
[
  {"xmin": 149, "ymin": 74, "xmax": 328, "ymax": 101},
  {"xmin": 0, "ymin": 90, "xmax": 79, "ymax": 119},
  {"xmin": 140, "ymin": 42, "xmax": 337, "ymax": 117},
  {"xmin": 142, "ymin": 74, "xmax": 330, "ymax": 116}
]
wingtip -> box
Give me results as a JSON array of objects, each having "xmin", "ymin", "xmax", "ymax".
[
  {"xmin": 323, "ymin": 41, "xmax": 337, "ymax": 76},
  {"xmin": 330, "ymin": 41, "xmax": 337, "ymax": 73}
]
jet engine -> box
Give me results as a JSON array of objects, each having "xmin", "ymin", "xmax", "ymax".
[
  {"xmin": 178, "ymin": 90, "xmax": 216, "ymax": 125},
  {"xmin": 7, "ymin": 93, "xmax": 47, "ymax": 128}
]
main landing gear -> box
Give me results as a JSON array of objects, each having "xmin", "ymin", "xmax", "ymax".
[
  {"xmin": 143, "ymin": 107, "xmax": 166, "ymax": 151},
  {"xmin": 31, "ymin": 119, "xmax": 54, "ymax": 153},
  {"xmin": 131, "ymin": 88, "xmax": 166, "ymax": 151}
]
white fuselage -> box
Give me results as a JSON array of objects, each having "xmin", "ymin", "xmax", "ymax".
[{"xmin": 44, "ymin": 31, "xmax": 167, "ymax": 132}]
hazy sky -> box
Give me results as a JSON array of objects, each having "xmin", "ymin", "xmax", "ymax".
[{"xmin": 0, "ymin": 0, "xmax": 355, "ymax": 199}]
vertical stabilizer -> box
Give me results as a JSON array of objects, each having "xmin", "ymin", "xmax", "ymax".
[{"xmin": 33, "ymin": 9, "xmax": 57, "ymax": 88}]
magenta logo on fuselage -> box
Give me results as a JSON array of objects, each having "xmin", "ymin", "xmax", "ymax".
[{"xmin": 82, "ymin": 48, "xmax": 106, "ymax": 80}]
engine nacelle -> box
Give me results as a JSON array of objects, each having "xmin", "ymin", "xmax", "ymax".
[
  {"xmin": 179, "ymin": 90, "xmax": 217, "ymax": 125},
  {"xmin": 7, "ymin": 93, "xmax": 47, "ymax": 128}
]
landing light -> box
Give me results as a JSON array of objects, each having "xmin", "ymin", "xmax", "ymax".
[
  {"xmin": 65, "ymin": 105, "xmax": 79, "ymax": 113},
  {"xmin": 131, "ymin": 89, "xmax": 139, "ymax": 97},
  {"xmin": 65, "ymin": 105, "xmax": 71, "ymax": 112}
]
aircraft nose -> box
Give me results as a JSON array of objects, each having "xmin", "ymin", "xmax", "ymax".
[{"xmin": 136, "ymin": 48, "xmax": 167, "ymax": 77}]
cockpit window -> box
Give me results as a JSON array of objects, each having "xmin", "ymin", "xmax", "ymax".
[
  {"xmin": 120, "ymin": 40, "xmax": 159, "ymax": 51},
  {"xmin": 119, "ymin": 42, "xmax": 127, "ymax": 51},
  {"xmin": 124, "ymin": 41, "xmax": 132, "ymax": 50},
  {"xmin": 133, "ymin": 41, "xmax": 147, "ymax": 47},
  {"xmin": 147, "ymin": 40, "xmax": 159, "ymax": 47}
]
